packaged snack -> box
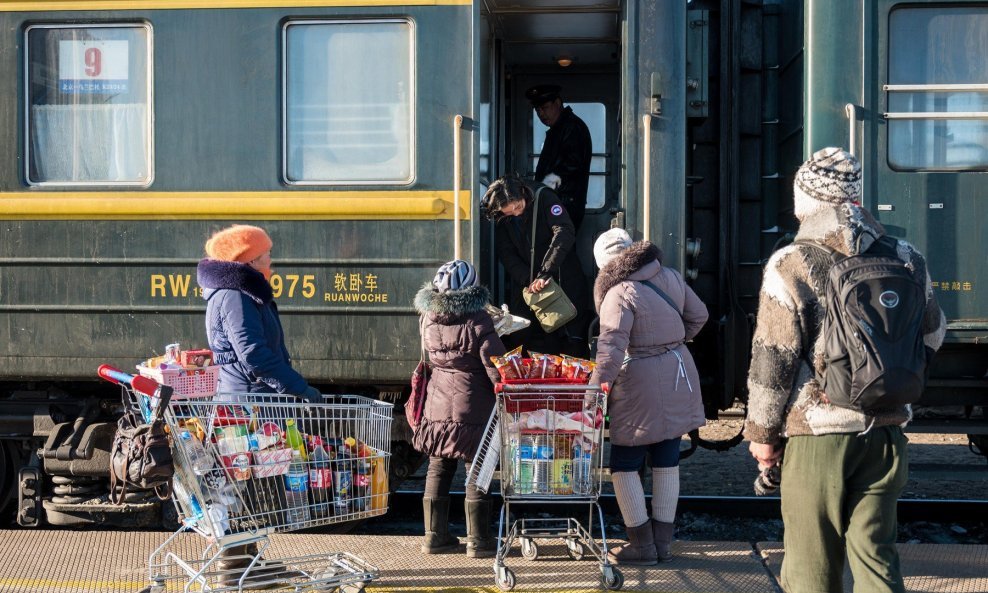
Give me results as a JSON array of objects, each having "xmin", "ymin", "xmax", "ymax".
[
  {"xmin": 528, "ymin": 352, "xmax": 563, "ymax": 379},
  {"xmin": 561, "ymin": 356, "xmax": 596, "ymax": 382},
  {"xmin": 492, "ymin": 346, "xmax": 525, "ymax": 380},
  {"xmin": 180, "ymin": 349, "xmax": 213, "ymax": 368}
]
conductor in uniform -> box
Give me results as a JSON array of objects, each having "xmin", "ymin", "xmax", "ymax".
[{"xmin": 527, "ymin": 84, "xmax": 593, "ymax": 230}]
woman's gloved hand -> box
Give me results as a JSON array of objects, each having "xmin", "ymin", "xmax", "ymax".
[{"xmin": 298, "ymin": 385, "xmax": 322, "ymax": 404}]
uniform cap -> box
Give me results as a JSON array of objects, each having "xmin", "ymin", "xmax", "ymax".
[
  {"xmin": 525, "ymin": 84, "xmax": 562, "ymax": 106},
  {"xmin": 205, "ymin": 224, "xmax": 273, "ymax": 263},
  {"xmin": 432, "ymin": 259, "xmax": 478, "ymax": 293}
]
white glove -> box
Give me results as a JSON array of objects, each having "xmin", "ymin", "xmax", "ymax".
[{"xmin": 542, "ymin": 173, "xmax": 562, "ymax": 190}]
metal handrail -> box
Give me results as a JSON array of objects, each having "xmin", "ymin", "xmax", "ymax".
[
  {"xmin": 845, "ymin": 104, "xmax": 859, "ymax": 156},
  {"xmin": 642, "ymin": 114, "xmax": 652, "ymax": 242},
  {"xmin": 884, "ymin": 83, "xmax": 988, "ymax": 92},
  {"xmin": 885, "ymin": 111, "xmax": 988, "ymax": 120},
  {"xmin": 453, "ymin": 114, "xmax": 463, "ymax": 260}
]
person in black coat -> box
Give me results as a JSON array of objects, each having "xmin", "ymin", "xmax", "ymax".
[
  {"xmin": 482, "ymin": 175, "xmax": 590, "ymax": 357},
  {"xmin": 527, "ymin": 84, "xmax": 593, "ymax": 230}
]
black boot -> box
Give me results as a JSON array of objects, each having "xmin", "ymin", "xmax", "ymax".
[
  {"xmin": 464, "ymin": 498, "xmax": 496, "ymax": 558},
  {"xmin": 606, "ymin": 521, "xmax": 658, "ymax": 566},
  {"xmin": 421, "ymin": 496, "xmax": 459, "ymax": 554}
]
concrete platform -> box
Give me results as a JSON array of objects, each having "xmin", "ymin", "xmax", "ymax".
[{"xmin": 0, "ymin": 529, "xmax": 983, "ymax": 592}]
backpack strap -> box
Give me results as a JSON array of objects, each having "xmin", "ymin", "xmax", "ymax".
[{"xmin": 794, "ymin": 239, "xmax": 844, "ymax": 265}]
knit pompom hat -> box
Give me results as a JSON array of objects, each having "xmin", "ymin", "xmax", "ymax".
[
  {"xmin": 205, "ymin": 225, "xmax": 273, "ymax": 263},
  {"xmin": 793, "ymin": 147, "xmax": 861, "ymax": 220},
  {"xmin": 593, "ymin": 227, "xmax": 633, "ymax": 269}
]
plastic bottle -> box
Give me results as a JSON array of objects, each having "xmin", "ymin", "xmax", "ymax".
[
  {"xmin": 284, "ymin": 450, "xmax": 311, "ymax": 528},
  {"xmin": 284, "ymin": 419, "xmax": 308, "ymax": 461},
  {"xmin": 308, "ymin": 440, "xmax": 333, "ymax": 518},
  {"xmin": 179, "ymin": 430, "xmax": 213, "ymax": 475},
  {"xmin": 171, "ymin": 478, "xmax": 203, "ymax": 524},
  {"xmin": 572, "ymin": 442, "xmax": 592, "ymax": 495},
  {"xmin": 369, "ymin": 456, "xmax": 388, "ymax": 512}
]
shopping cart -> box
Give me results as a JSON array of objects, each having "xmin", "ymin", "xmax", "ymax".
[
  {"xmin": 481, "ymin": 381, "xmax": 622, "ymax": 591},
  {"xmin": 99, "ymin": 365, "xmax": 392, "ymax": 593}
]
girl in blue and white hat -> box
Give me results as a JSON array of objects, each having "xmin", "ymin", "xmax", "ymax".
[{"xmin": 412, "ymin": 260, "xmax": 506, "ymax": 558}]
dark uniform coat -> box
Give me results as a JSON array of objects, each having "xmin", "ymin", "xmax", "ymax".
[
  {"xmin": 412, "ymin": 284, "xmax": 507, "ymax": 461},
  {"xmin": 535, "ymin": 106, "xmax": 592, "ymax": 229},
  {"xmin": 494, "ymin": 184, "xmax": 589, "ymax": 355}
]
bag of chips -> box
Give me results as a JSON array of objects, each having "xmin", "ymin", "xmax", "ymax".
[
  {"xmin": 491, "ymin": 346, "xmax": 526, "ymax": 381},
  {"xmin": 528, "ymin": 352, "xmax": 563, "ymax": 379}
]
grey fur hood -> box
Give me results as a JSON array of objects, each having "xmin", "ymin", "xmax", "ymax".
[
  {"xmin": 593, "ymin": 241, "xmax": 662, "ymax": 311},
  {"xmin": 414, "ymin": 283, "xmax": 491, "ymax": 324}
]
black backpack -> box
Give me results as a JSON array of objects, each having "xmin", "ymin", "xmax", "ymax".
[{"xmin": 799, "ymin": 236, "xmax": 929, "ymax": 412}]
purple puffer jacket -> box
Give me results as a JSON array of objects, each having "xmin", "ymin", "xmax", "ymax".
[{"xmin": 412, "ymin": 283, "xmax": 507, "ymax": 460}]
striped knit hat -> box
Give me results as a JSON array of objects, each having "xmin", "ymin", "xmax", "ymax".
[{"xmin": 794, "ymin": 147, "xmax": 860, "ymax": 218}]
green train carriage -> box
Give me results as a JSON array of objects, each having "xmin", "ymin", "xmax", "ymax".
[{"xmin": 0, "ymin": 0, "xmax": 984, "ymax": 528}]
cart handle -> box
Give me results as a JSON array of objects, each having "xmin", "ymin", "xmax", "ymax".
[
  {"xmin": 97, "ymin": 364, "xmax": 163, "ymax": 398},
  {"xmin": 496, "ymin": 383, "xmax": 605, "ymax": 394}
]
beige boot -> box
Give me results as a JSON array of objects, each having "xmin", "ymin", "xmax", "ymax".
[
  {"xmin": 465, "ymin": 498, "xmax": 496, "ymax": 558},
  {"xmin": 421, "ymin": 496, "xmax": 459, "ymax": 554},
  {"xmin": 606, "ymin": 521, "xmax": 658, "ymax": 566},
  {"xmin": 651, "ymin": 520, "xmax": 675, "ymax": 562}
]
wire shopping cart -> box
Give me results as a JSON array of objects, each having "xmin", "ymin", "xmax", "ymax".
[
  {"xmin": 481, "ymin": 381, "xmax": 622, "ymax": 591},
  {"xmin": 100, "ymin": 365, "xmax": 392, "ymax": 593}
]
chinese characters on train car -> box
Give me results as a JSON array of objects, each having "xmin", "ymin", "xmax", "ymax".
[
  {"xmin": 149, "ymin": 273, "xmax": 389, "ymax": 303},
  {"xmin": 932, "ymin": 281, "xmax": 975, "ymax": 292}
]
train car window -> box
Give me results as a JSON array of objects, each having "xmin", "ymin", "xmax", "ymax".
[
  {"xmin": 24, "ymin": 24, "xmax": 152, "ymax": 186},
  {"xmin": 532, "ymin": 102, "xmax": 607, "ymax": 209},
  {"xmin": 283, "ymin": 20, "xmax": 414, "ymax": 185},
  {"xmin": 888, "ymin": 7, "xmax": 988, "ymax": 171}
]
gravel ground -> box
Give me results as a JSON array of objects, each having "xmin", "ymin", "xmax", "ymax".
[{"xmin": 391, "ymin": 416, "xmax": 988, "ymax": 545}]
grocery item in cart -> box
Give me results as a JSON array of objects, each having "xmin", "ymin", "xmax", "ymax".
[
  {"xmin": 309, "ymin": 440, "xmax": 333, "ymax": 518},
  {"xmin": 527, "ymin": 352, "xmax": 563, "ymax": 379},
  {"xmin": 491, "ymin": 345, "xmax": 526, "ymax": 380},
  {"xmin": 560, "ymin": 355, "xmax": 596, "ymax": 380},
  {"xmin": 285, "ymin": 418, "xmax": 308, "ymax": 461},
  {"xmin": 178, "ymin": 430, "xmax": 213, "ymax": 474},
  {"xmin": 285, "ymin": 450, "xmax": 311, "ymax": 528}
]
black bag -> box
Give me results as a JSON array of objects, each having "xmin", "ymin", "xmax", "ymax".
[
  {"xmin": 109, "ymin": 386, "xmax": 174, "ymax": 503},
  {"xmin": 800, "ymin": 236, "xmax": 930, "ymax": 411}
]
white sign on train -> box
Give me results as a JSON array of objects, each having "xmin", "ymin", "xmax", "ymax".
[{"xmin": 58, "ymin": 40, "xmax": 129, "ymax": 94}]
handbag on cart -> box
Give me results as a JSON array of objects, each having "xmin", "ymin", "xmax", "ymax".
[
  {"xmin": 405, "ymin": 324, "xmax": 430, "ymax": 430},
  {"xmin": 109, "ymin": 385, "xmax": 174, "ymax": 504},
  {"xmin": 522, "ymin": 187, "xmax": 577, "ymax": 333}
]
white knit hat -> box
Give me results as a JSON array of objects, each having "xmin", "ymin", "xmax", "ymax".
[
  {"xmin": 593, "ymin": 228, "xmax": 633, "ymax": 269},
  {"xmin": 794, "ymin": 147, "xmax": 861, "ymax": 219}
]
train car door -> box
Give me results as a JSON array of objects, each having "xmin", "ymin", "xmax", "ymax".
[{"xmin": 621, "ymin": 0, "xmax": 688, "ymax": 272}]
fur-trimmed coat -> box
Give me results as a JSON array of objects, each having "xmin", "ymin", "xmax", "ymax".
[
  {"xmin": 412, "ymin": 284, "xmax": 507, "ymax": 460},
  {"xmin": 197, "ymin": 259, "xmax": 308, "ymax": 395},
  {"xmin": 744, "ymin": 203, "xmax": 946, "ymax": 445},
  {"xmin": 589, "ymin": 243, "xmax": 708, "ymax": 447}
]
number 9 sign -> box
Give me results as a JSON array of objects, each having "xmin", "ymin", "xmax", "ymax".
[
  {"xmin": 59, "ymin": 40, "xmax": 129, "ymax": 93},
  {"xmin": 84, "ymin": 47, "xmax": 102, "ymax": 77}
]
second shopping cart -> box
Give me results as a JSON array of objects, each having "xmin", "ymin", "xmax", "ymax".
[{"xmin": 470, "ymin": 380, "xmax": 623, "ymax": 591}]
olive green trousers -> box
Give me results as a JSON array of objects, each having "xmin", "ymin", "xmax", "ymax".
[{"xmin": 780, "ymin": 426, "xmax": 908, "ymax": 593}]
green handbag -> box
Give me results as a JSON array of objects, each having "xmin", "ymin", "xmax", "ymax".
[
  {"xmin": 523, "ymin": 277, "xmax": 577, "ymax": 333},
  {"xmin": 523, "ymin": 187, "xmax": 577, "ymax": 334}
]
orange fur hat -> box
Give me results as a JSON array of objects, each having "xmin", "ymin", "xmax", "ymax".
[{"xmin": 205, "ymin": 224, "xmax": 272, "ymax": 263}]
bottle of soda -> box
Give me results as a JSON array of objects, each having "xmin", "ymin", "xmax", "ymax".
[
  {"xmin": 284, "ymin": 419, "xmax": 308, "ymax": 461},
  {"xmin": 284, "ymin": 450, "xmax": 311, "ymax": 528},
  {"xmin": 179, "ymin": 430, "xmax": 213, "ymax": 475},
  {"xmin": 308, "ymin": 439, "xmax": 333, "ymax": 518}
]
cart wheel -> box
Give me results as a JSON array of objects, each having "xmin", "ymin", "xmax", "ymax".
[
  {"xmin": 496, "ymin": 567, "xmax": 516, "ymax": 591},
  {"xmin": 340, "ymin": 582, "xmax": 366, "ymax": 593},
  {"xmin": 602, "ymin": 566, "xmax": 624, "ymax": 591},
  {"xmin": 566, "ymin": 539, "xmax": 585, "ymax": 561},
  {"xmin": 137, "ymin": 586, "xmax": 164, "ymax": 593},
  {"xmin": 520, "ymin": 538, "xmax": 539, "ymax": 561}
]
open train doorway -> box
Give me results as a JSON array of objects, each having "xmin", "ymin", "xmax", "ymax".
[{"xmin": 479, "ymin": 1, "xmax": 623, "ymax": 350}]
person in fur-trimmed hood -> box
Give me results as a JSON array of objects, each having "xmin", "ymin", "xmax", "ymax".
[
  {"xmin": 196, "ymin": 224, "xmax": 320, "ymax": 401},
  {"xmin": 196, "ymin": 224, "xmax": 318, "ymax": 588},
  {"xmin": 588, "ymin": 229, "xmax": 708, "ymax": 566},
  {"xmin": 745, "ymin": 148, "xmax": 945, "ymax": 593},
  {"xmin": 412, "ymin": 260, "xmax": 506, "ymax": 558}
]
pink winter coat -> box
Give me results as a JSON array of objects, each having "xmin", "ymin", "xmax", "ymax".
[{"xmin": 589, "ymin": 242, "xmax": 708, "ymax": 447}]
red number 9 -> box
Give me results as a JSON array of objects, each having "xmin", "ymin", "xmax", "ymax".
[{"xmin": 84, "ymin": 47, "xmax": 102, "ymax": 77}]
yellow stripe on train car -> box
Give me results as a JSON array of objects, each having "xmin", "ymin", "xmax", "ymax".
[{"xmin": 0, "ymin": 190, "xmax": 472, "ymax": 220}]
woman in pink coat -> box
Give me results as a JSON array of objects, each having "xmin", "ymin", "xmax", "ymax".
[{"xmin": 589, "ymin": 228, "xmax": 708, "ymax": 566}]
